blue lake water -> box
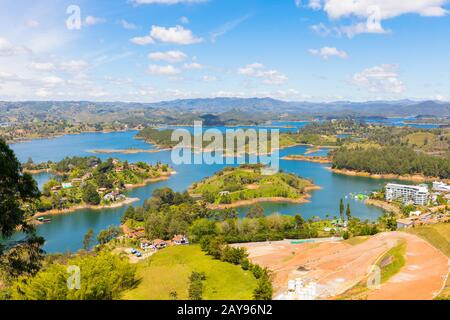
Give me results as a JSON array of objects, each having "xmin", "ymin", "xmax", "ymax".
[{"xmin": 9, "ymin": 126, "xmax": 402, "ymax": 254}]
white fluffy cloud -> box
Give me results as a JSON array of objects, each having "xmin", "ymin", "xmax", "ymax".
[
  {"xmin": 148, "ymin": 64, "xmax": 182, "ymax": 75},
  {"xmin": 29, "ymin": 60, "xmax": 89, "ymax": 73},
  {"xmin": 148, "ymin": 50, "xmax": 187, "ymax": 63},
  {"xmin": 0, "ymin": 38, "xmax": 30, "ymax": 56},
  {"xmin": 150, "ymin": 25, "xmax": 203, "ymax": 44},
  {"xmin": 308, "ymin": 1, "xmax": 448, "ymax": 37},
  {"xmin": 84, "ymin": 16, "xmax": 106, "ymax": 26},
  {"xmin": 130, "ymin": 35, "xmax": 155, "ymax": 45},
  {"xmin": 238, "ymin": 63, "xmax": 288, "ymax": 85},
  {"xmin": 183, "ymin": 62, "xmax": 203, "ymax": 70},
  {"xmin": 59, "ymin": 60, "xmax": 89, "ymax": 72},
  {"xmin": 309, "ymin": 46, "xmax": 348, "ymax": 59},
  {"xmin": 352, "ymin": 64, "xmax": 404, "ymax": 94},
  {"xmin": 29, "ymin": 62, "xmax": 56, "ymax": 72},
  {"xmin": 323, "ymin": 0, "xmax": 448, "ymax": 20},
  {"xmin": 130, "ymin": 25, "xmax": 202, "ymax": 46}
]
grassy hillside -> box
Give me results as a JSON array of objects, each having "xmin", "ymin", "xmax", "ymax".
[
  {"xmin": 190, "ymin": 165, "xmax": 312, "ymax": 205},
  {"xmin": 123, "ymin": 245, "xmax": 257, "ymax": 300}
]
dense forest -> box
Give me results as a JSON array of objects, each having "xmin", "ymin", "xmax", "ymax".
[{"xmin": 332, "ymin": 146, "xmax": 450, "ymax": 178}]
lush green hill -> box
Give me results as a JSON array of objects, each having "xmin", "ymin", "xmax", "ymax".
[
  {"xmin": 123, "ymin": 245, "xmax": 257, "ymax": 300},
  {"xmin": 190, "ymin": 165, "xmax": 313, "ymax": 205}
]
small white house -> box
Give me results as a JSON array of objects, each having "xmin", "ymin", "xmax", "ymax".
[{"xmin": 409, "ymin": 211, "xmax": 422, "ymax": 217}]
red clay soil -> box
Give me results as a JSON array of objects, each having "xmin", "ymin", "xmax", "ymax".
[
  {"xmin": 238, "ymin": 232, "xmax": 448, "ymax": 300},
  {"xmin": 366, "ymin": 232, "xmax": 448, "ymax": 300}
]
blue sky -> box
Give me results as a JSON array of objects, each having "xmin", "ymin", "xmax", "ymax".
[{"xmin": 0, "ymin": 0, "xmax": 449, "ymax": 102}]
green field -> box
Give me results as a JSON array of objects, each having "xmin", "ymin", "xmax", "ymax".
[{"xmin": 123, "ymin": 245, "xmax": 257, "ymax": 300}]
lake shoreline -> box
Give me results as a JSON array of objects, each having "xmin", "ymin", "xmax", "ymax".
[
  {"xmin": 364, "ymin": 199, "xmax": 402, "ymax": 215},
  {"xmin": 31, "ymin": 172, "xmax": 176, "ymax": 218},
  {"xmin": 282, "ymin": 155, "xmax": 332, "ymax": 164},
  {"xmin": 329, "ymin": 168, "xmax": 441, "ymax": 182},
  {"xmin": 32, "ymin": 197, "xmax": 140, "ymax": 219}
]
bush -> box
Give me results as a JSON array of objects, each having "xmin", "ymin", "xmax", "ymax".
[{"xmin": 188, "ymin": 271, "xmax": 206, "ymax": 300}]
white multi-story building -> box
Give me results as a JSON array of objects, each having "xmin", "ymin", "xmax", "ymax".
[
  {"xmin": 432, "ymin": 181, "xmax": 450, "ymax": 193},
  {"xmin": 385, "ymin": 183, "xmax": 429, "ymax": 206}
]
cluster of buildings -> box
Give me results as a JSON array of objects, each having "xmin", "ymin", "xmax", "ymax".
[
  {"xmin": 385, "ymin": 181, "xmax": 450, "ymax": 206},
  {"xmin": 122, "ymin": 225, "xmax": 189, "ymax": 253},
  {"xmin": 384, "ymin": 181, "xmax": 450, "ymax": 229}
]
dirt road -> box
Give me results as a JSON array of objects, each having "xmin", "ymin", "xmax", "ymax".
[{"xmin": 237, "ymin": 232, "xmax": 448, "ymax": 300}]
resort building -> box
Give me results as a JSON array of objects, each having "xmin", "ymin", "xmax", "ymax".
[
  {"xmin": 432, "ymin": 181, "xmax": 450, "ymax": 193},
  {"xmin": 385, "ymin": 183, "xmax": 429, "ymax": 206}
]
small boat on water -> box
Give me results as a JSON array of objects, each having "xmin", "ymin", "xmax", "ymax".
[{"xmin": 37, "ymin": 217, "xmax": 52, "ymax": 223}]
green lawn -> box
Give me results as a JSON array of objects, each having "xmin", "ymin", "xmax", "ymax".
[
  {"xmin": 122, "ymin": 245, "xmax": 257, "ymax": 300},
  {"xmin": 377, "ymin": 240, "xmax": 406, "ymax": 283}
]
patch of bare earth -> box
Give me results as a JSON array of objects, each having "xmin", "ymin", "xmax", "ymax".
[{"xmin": 237, "ymin": 232, "xmax": 448, "ymax": 300}]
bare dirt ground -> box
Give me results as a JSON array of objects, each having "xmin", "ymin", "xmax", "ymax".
[
  {"xmin": 366, "ymin": 232, "xmax": 448, "ymax": 300},
  {"xmin": 237, "ymin": 232, "xmax": 449, "ymax": 300}
]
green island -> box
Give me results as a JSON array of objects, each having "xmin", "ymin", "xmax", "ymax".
[
  {"xmin": 23, "ymin": 156, "xmax": 173, "ymax": 216},
  {"xmin": 188, "ymin": 164, "xmax": 317, "ymax": 209}
]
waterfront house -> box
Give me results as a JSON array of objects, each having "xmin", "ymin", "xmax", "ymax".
[
  {"xmin": 153, "ymin": 239, "xmax": 167, "ymax": 249},
  {"xmin": 140, "ymin": 239, "xmax": 152, "ymax": 250},
  {"xmin": 172, "ymin": 235, "xmax": 189, "ymax": 245}
]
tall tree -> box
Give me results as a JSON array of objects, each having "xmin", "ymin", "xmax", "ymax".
[
  {"xmin": 346, "ymin": 203, "xmax": 352, "ymax": 221},
  {"xmin": 339, "ymin": 198, "xmax": 345, "ymax": 222},
  {"xmin": 82, "ymin": 229, "xmax": 94, "ymax": 251},
  {"xmin": 0, "ymin": 138, "xmax": 40, "ymax": 239},
  {"xmin": 0, "ymin": 139, "xmax": 44, "ymax": 284}
]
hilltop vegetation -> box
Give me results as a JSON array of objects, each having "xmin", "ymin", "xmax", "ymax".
[
  {"xmin": 136, "ymin": 128, "xmax": 179, "ymax": 149},
  {"xmin": 293, "ymin": 120, "xmax": 450, "ymax": 179},
  {"xmin": 28, "ymin": 157, "xmax": 172, "ymax": 212},
  {"xmin": 332, "ymin": 146, "xmax": 450, "ymax": 179},
  {"xmin": 190, "ymin": 165, "xmax": 313, "ymax": 206}
]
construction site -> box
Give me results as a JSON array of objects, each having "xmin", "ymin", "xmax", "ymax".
[{"xmin": 235, "ymin": 232, "xmax": 449, "ymax": 300}]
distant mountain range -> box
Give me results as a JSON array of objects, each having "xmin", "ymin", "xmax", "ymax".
[
  {"xmin": 148, "ymin": 98, "xmax": 450, "ymax": 117},
  {"xmin": 1, "ymin": 98, "xmax": 449, "ymax": 124}
]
